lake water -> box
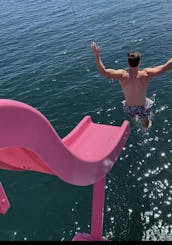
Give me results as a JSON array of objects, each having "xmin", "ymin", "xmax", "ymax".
[{"xmin": 0, "ymin": 0, "xmax": 172, "ymax": 241}]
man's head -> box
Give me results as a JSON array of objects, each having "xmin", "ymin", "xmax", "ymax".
[{"xmin": 128, "ymin": 51, "xmax": 141, "ymax": 67}]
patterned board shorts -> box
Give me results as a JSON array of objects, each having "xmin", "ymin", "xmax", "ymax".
[{"xmin": 122, "ymin": 97, "xmax": 154, "ymax": 119}]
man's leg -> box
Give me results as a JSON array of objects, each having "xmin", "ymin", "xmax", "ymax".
[
  {"xmin": 141, "ymin": 117, "xmax": 152, "ymax": 129},
  {"xmin": 133, "ymin": 114, "xmax": 139, "ymax": 122}
]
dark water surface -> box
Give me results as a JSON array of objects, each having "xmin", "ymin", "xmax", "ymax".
[{"xmin": 0, "ymin": 0, "xmax": 172, "ymax": 241}]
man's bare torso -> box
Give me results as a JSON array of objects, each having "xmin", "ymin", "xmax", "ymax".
[{"xmin": 119, "ymin": 69, "xmax": 150, "ymax": 106}]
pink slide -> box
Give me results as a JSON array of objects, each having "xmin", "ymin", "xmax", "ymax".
[
  {"xmin": 0, "ymin": 182, "xmax": 10, "ymax": 214},
  {"xmin": 0, "ymin": 99, "xmax": 130, "ymax": 186},
  {"xmin": 0, "ymin": 99, "xmax": 130, "ymax": 240}
]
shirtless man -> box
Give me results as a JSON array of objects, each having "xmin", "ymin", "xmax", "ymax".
[{"xmin": 91, "ymin": 41, "xmax": 172, "ymax": 129}]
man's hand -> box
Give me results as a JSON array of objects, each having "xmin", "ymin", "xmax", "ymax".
[{"xmin": 91, "ymin": 42, "xmax": 100, "ymax": 56}]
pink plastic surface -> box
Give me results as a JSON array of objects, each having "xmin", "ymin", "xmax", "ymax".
[
  {"xmin": 72, "ymin": 232, "xmax": 107, "ymax": 241},
  {"xmin": 0, "ymin": 99, "xmax": 131, "ymax": 240},
  {"xmin": 91, "ymin": 176, "xmax": 105, "ymax": 239},
  {"xmin": 0, "ymin": 99, "xmax": 130, "ymax": 186},
  {"xmin": 0, "ymin": 182, "xmax": 10, "ymax": 214}
]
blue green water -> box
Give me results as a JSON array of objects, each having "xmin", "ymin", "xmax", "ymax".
[{"xmin": 0, "ymin": 0, "xmax": 172, "ymax": 241}]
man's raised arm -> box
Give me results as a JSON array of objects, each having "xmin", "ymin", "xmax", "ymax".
[
  {"xmin": 144, "ymin": 58, "xmax": 172, "ymax": 78},
  {"xmin": 91, "ymin": 42, "xmax": 125, "ymax": 80}
]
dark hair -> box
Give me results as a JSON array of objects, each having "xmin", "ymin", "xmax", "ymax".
[{"xmin": 128, "ymin": 51, "xmax": 141, "ymax": 67}]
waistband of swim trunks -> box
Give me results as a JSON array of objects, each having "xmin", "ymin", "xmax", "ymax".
[{"xmin": 122, "ymin": 97, "xmax": 154, "ymax": 107}]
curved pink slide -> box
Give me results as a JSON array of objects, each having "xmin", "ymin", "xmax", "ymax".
[
  {"xmin": 0, "ymin": 99, "xmax": 130, "ymax": 186},
  {"xmin": 0, "ymin": 99, "xmax": 130, "ymax": 240}
]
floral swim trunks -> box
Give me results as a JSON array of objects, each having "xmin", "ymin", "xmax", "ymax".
[{"xmin": 122, "ymin": 97, "xmax": 154, "ymax": 119}]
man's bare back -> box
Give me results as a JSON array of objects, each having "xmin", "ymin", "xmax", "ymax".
[
  {"xmin": 91, "ymin": 41, "xmax": 172, "ymax": 129},
  {"xmin": 119, "ymin": 69, "xmax": 149, "ymax": 106}
]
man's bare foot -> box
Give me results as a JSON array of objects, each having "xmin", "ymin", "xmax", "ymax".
[
  {"xmin": 142, "ymin": 119, "xmax": 152, "ymax": 132},
  {"xmin": 148, "ymin": 119, "xmax": 152, "ymax": 129}
]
